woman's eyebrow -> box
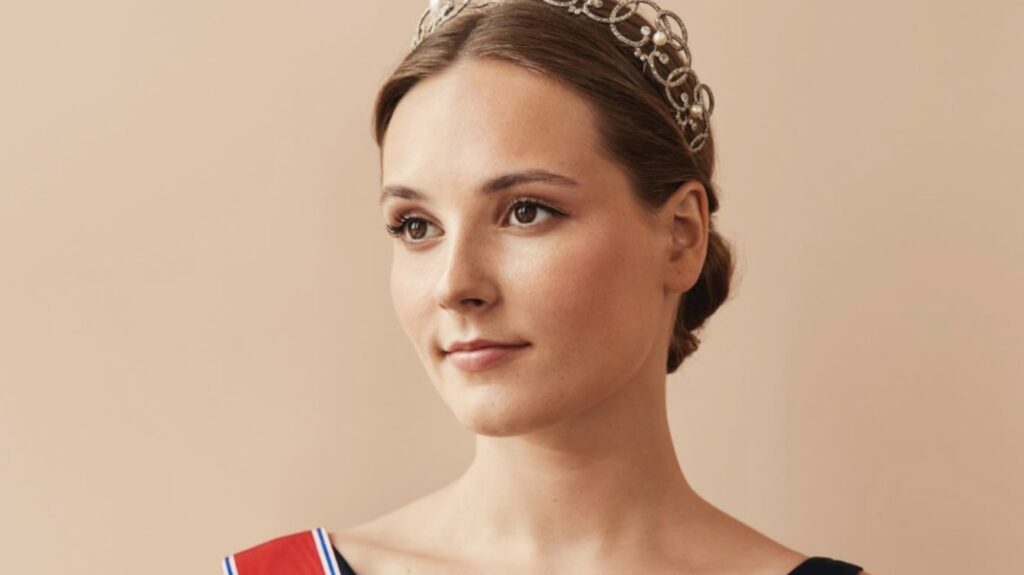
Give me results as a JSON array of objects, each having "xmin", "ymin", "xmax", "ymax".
[{"xmin": 379, "ymin": 169, "xmax": 580, "ymax": 206}]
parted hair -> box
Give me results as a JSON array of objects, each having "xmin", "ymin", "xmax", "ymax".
[{"xmin": 371, "ymin": 1, "xmax": 735, "ymax": 374}]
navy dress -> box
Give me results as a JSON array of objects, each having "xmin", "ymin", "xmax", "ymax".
[{"xmin": 331, "ymin": 546, "xmax": 862, "ymax": 574}]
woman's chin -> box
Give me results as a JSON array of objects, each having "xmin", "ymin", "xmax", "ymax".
[{"xmin": 448, "ymin": 395, "xmax": 566, "ymax": 438}]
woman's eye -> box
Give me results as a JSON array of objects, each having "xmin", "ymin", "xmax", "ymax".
[
  {"xmin": 506, "ymin": 198, "xmax": 567, "ymax": 229},
  {"xmin": 508, "ymin": 200, "xmax": 554, "ymax": 227},
  {"xmin": 384, "ymin": 199, "xmax": 562, "ymax": 245},
  {"xmin": 385, "ymin": 216, "xmax": 437, "ymax": 243}
]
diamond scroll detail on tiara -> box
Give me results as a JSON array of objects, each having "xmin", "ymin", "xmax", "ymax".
[{"xmin": 410, "ymin": 0, "xmax": 715, "ymax": 153}]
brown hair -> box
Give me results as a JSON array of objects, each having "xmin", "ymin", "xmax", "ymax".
[{"xmin": 371, "ymin": 1, "xmax": 734, "ymax": 374}]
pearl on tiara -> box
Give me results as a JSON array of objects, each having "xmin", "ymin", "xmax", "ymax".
[{"xmin": 409, "ymin": 0, "xmax": 715, "ymax": 153}]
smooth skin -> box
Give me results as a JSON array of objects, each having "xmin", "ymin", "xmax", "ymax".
[{"xmin": 332, "ymin": 58, "xmax": 862, "ymax": 575}]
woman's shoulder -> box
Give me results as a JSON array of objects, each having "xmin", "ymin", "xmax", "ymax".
[
  {"xmin": 220, "ymin": 527, "xmax": 345, "ymax": 575},
  {"xmin": 327, "ymin": 521, "xmax": 447, "ymax": 575}
]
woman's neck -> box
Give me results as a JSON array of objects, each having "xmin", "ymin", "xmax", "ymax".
[{"xmin": 434, "ymin": 366, "xmax": 709, "ymax": 565}]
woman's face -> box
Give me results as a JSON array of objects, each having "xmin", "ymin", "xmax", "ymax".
[{"xmin": 380, "ymin": 58, "xmax": 678, "ymax": 437}]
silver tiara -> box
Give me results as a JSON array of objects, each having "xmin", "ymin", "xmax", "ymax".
[{"xmin": 411, "ymin": 0, "xmax": 715, "ymax": 153}]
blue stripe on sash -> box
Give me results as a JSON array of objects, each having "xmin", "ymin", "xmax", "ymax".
[{"xmin": 314, "ymin": 528, "xmax": 338, "ymax": 575}]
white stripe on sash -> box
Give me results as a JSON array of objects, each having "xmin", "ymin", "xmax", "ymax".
[
  {"xmin": 312, "ymin": 527, "xmax": 342, "ymax": 575},
  {"xmin": 221, "ymin": 555, "xmax": 238, "ymax": 575}
]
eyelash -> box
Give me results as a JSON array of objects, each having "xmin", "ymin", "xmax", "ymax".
[{"xmin": 384, "ymin": 196, "xmax": 565, "ymax": 244}]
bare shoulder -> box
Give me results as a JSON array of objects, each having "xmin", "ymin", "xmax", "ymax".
[
  {"xmin": 329, "ymin": 515, "xmax": 414, "ymax": 573},
  {"xmin": 682, "ymin": 498, "xmax": 811, "ymax": 575},
  {"xmin": 329, "ymin": 526, "xmax": 471, "ymax": 575},
  {"xmin": 329, "ymin": 492, "xmax": 459, "ymax": 575},
  {"xmin": 696, "ymin": 506, "xmax": 870, "ymax": 575},
  {"xmin": 739, "ymin": 547, "xmax": 811, "ymax": 575},
  {"xmin": 329, "ymin": 526, "xmax": 423, "ymax": 575}
]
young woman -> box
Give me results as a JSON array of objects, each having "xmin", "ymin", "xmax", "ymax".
[{"xmin": 222, "ymin": 2, "xmax": 869, "ymax": 573}]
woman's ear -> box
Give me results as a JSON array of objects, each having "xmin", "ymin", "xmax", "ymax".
[{"xmin": 661, "ymin": 181, "xmax": 709, "ymax": 295}]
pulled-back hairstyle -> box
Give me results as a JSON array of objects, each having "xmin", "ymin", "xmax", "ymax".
[{"xmin": 372, "ymin": 1, "xmax": 734, "ymax": 374}]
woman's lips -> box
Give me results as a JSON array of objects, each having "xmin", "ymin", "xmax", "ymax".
[{"xmin": 446, "ymin": 344, "xmax": 530, "ymax": 372}]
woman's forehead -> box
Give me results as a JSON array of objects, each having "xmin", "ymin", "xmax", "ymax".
[{"xmin": 381, "ymin": 58, "xmax": 604, "ymax": 183}]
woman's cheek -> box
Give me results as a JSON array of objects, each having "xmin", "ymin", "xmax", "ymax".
[
  {"xmin": 520, "ymin": 231, "xmax": 621, "ymax": 325},
  {"xmin": 390, "ymin": 257, "xmax": 428, "ymax": 335}
]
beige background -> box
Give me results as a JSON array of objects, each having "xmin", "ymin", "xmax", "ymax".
[{"xmin": 1, "ymin": 1, "xmax": 1021, "ymax": 573}]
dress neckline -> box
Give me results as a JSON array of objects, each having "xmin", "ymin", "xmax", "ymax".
[{"xmin": 329, "ymin": 546, "xmax": 862, "ymax": 575}]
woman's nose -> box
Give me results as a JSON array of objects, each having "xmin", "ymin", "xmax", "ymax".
[{"xmin": 433, "ymin": 229, "xmax": 498, "ymax": 313}]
